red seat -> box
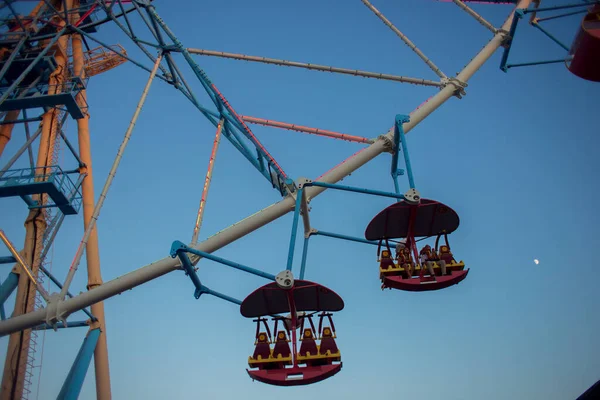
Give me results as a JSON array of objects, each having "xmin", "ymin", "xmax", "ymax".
[
  {"xmin": 252, "ymin": 332, "xmax": 271, "ymax": 360},
  {"xmin": 299, "ymin": 328, "xmax": 318, "ymax": 357},
  {"xmin": 380, "ymin": 250, "xmax": 395, "ymax": 269},
  {"xmin": 272, "ymin": 331, "xmax": 291, "ymax": 359},
  {"xmin": 439, "ymin": 245, "xmax": 455, "ymax": 264},
  {"xmin": 319, "ymin": 327, "xmax": 339, "ymax": 356}
]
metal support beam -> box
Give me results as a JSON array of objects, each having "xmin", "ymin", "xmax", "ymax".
[
  {"xmin": 0, "ymin": 1, "xmax": 531, "ymax": 337},
  {"xmin": 361, "ymin": 0, "xmax": 447, "ymax": 79},
  {"xmin": 300, "ymin": 186, "xmax": 311, "ymax": 238},
  {"xmin": 197, "ymin": 286, "xmax": 242, "ymax": 305},
  {"xmin": 0, "ymin": 28, "xmax": 66, "ymax": 105},
  {"xmin": 286, "ymin": 188, "xmax": 304, "ymax": 271},
  {"xmin": 0, "ymin": 257, "xmax": 16, "ymax": 265},
  {"xmin": 0, "ymin": 125, "xmax": 43, "ymax": 178},
  {"xmin": 299, "ymin": 237, "xmax": 310, "ymax": 280},
  {"xmin": 452, "ymin": 0, "xmax": 498, "ymax": 33},
  {"xmin": 241, "ymin": 115, "xmax": 374, "ymax": 144},
  {"xmin": 0, "ymin": 272, "xmax": 19, "ymax": 312},
  {"xmin": 57, "ymin": 328, "xmax": 101, "ymax": 400},
  {"xmin": 0, "ymin": 230, "xmax": 50, "ymax": 302},
  {"xmin": 395, "ymin": 114, "xmax": 415, "ymax": 190},
  {"xmin": 171, "ymin": 241, "xmax": 277, "ymax": 282},
  {"xmin": 33, "ymin": 320, "xmax": 89, "ymax": 331},
  {"xmin": 191, "ymin": 118, "xmax": 224, "ymax": 245},
  {"xmin": 186, "ymin": 48, "xmax": 443, "ymax": 87},
  {"xmin": 59, "ymin": 53, "xmax": 163, "ymax": 299},
  {"xmin": 312, "ymin": 230, "xmax": 381, "ymax": 246},
  {"xmin": 306, "ymin": 181, "xmax": 405, "ymax": 199}
]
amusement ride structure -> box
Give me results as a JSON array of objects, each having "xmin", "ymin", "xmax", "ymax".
[{"xmin": 0, "ymin": 0, "xmax": 597, "ymax": 398}]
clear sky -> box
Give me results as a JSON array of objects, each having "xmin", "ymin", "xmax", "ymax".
[{"xmin": 1, "ymin": 0, "xmax": 599, "ymax": 399}]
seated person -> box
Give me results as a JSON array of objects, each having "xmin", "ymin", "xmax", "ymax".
[
  {"xmin": 419, "ymin": 244, "xmax": 436, "ymax": 276},
  {"xmin": 395, "ymin": 240, "xmax": 413, "ymax": 276},
  {"xmin": 428, "ymin": 245, "xmax": 447, "ymax": 275}
]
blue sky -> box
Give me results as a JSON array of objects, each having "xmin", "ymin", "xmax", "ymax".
[{"xmin": 1, "ymin": 0, "xmax": 599, "ymax": 399}]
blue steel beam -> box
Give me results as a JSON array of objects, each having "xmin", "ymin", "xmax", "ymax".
[
  {"xmin": 530, "ymin": 21, "xmax": 570, "ymax": 51},
  {"xmin": 312, "ymin": 230, "xmax": 381, "ymax": 246},
  {"xmin": 57, "ymin": 328, "xmax": 101, "ymax": 400},
  {"xmin": 0, "ymin": 36, "xmax": 26, "ymax": 83},
  {"xmin": 171, "ymin": 241, "xmax": 276, "ymax": 282},
  {"xmin": 306, "ymin": 181, "xmax": 405, "ymax": 200},
  {"xmin": 506, "ymin": 57, "xmax": 572, "ymax": 68},
  {"xmin": 174, "ymin": 247, "xmax": 203, "ymax": 299},
  {"xmin": 198, "ymin": 285, "xmax": 242, "ymax": 305},
  {"xmin": 286, "ymin": 188, "xmax": 304, "ymax": 271},
  {"xmin": 299, "ymin": 237, "xmax": 310, "ymax": 280},
  {"xmin": 0, "ymin": 257, "xmax": 16, "ymax": 264},
  {"xmin": 500, "ymin": 9, "xmax": 524, "ymax": 72},
  {"xmin": 33, "ymin": 320, "xmax": 89, "ymax": 330},
  {"xmin": 0, "ymin": 272, "xmax": 19, "ymax": 320},
  {"xmin": 395, "ymin": 114, "xmax": 416, "ymax": 190},
  {"xmin": 391, "ymin": 114, "xmax": 410, "ymax": 195},
  {"xmin": 521, "ymin": 1, "xmax": 599, "ymax": 14}
]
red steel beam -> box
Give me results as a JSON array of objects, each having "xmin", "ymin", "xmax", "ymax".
[{"xmin": 241, "ymin": 116, "xmax": 373, "ymax": 144}]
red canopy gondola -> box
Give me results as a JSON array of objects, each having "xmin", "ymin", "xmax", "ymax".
[
  {"xmin": 567, "ymin": 4, "xmax": 600, "ymax": 82},
  {"xmin": 365, "ymin": 199, "xmax": 459, "ymax": 241},
  {"xmin": 241, "ymin": 279, "xmax": 344, "ymax": 386},
  {"xmin": 367, "ymin": 200, "xmax": 468, "ymax": 292}
]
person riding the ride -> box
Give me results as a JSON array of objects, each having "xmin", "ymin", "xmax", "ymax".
[
  {"xmin": 395, "ymin": 239, "xmax": 413, "ymax": 276},
  {"xmin": 419, "ymin": 244, "xmax": 436, "ymax": 276}
]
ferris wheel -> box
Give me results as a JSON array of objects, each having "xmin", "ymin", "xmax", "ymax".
[{"xmin": 0, "ymin": 0, "xmax": 597, "ymax": 398}]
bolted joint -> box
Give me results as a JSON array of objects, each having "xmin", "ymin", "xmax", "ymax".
[
  {"xmin": 307, "ymin": 228, "xmax": 318, "ymax": 239},
  {"xmin": 275, "ymin": 270, "xmax": 294, "ymax": 289},
  {"xmin": 379, "ymin": 134, "xmax": 395, "ymax": 154},
  {"xmin": 45, "ymin": 292, "xmax": 68, "ymax": 331},
  {"xmin": 296, "ymin": 177, "xmax": 312, "ymax": 190},
  {"xmin": 441, "ymin": 77, "xmax": 468, "ymax": 99},
  {"xmin": 498, "ymin": 28, "xmax": 512, "ymax": 47},
  {"xmin": 404, "ymin": 188, "xmax": 421, "ymax": 205}
]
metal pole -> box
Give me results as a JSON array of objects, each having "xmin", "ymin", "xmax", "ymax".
[
  {"xmin": 59, "ymin": 53, "xmax": 163, "ymax": 299},
  {"xmin": 186, "ymin": 48, "xmax": 443, "ymax": 87},
  {"xmin": 396, "ymin": 115, "xmax": 415, "ymax": 189},
  {"xmin": 241, "ymin": 116, "xmax": 374, "ymax": 144},
  {"xmin": 191, "ymin": 118, "xmax": 224, "ymax": 245},
  {"xmin": 286, "ymin": 188, "xmax": 304, "ymax": 271},
  {"xmin": 299, "ymin": 237, "xmax": 310, "ymax": 280},
  {"xmin": 0, "ymin": 231, "xmax": 50, "ymax": 302},
  {"xmin": 1, "ymin": 8, "xmax": 71, "ymax": 397},
  {"xmin": 0, "ymin": 126, "xmax": 43, "ymax": 178},
  {"xmin": 0, "ymin": 1, "xmax": 531, "ymax": 337},
  {"xmin": 57, "ymin": 328, "xmax": 101, "ymax": 400},
  {"xmin": 360, "ymin": 0, "xmax": 447, "ymax": 80},
  {"xmin": 70, "ymin": 28, "xmax": 112, "ymax": 400},
  {"xmin": 452, "ymin": 0, "xmax": 498, "ymax": 34}
]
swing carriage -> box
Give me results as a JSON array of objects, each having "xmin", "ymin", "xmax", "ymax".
[
  {"xmin": 241, "ymin": 277, "xmax": 344, "ymax": 386},
  {"xmin": 366, "ymin": 198, "xmax": 469, "ymax": 292}
]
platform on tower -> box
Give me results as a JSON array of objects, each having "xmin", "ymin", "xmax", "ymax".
[
  {"xmin": 0, "ymin": 75, "xmax": 88, "ymax": 119},
  {"xmin": 0, "ymin": 166, "xmax": 83, "ymax": 215}
]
